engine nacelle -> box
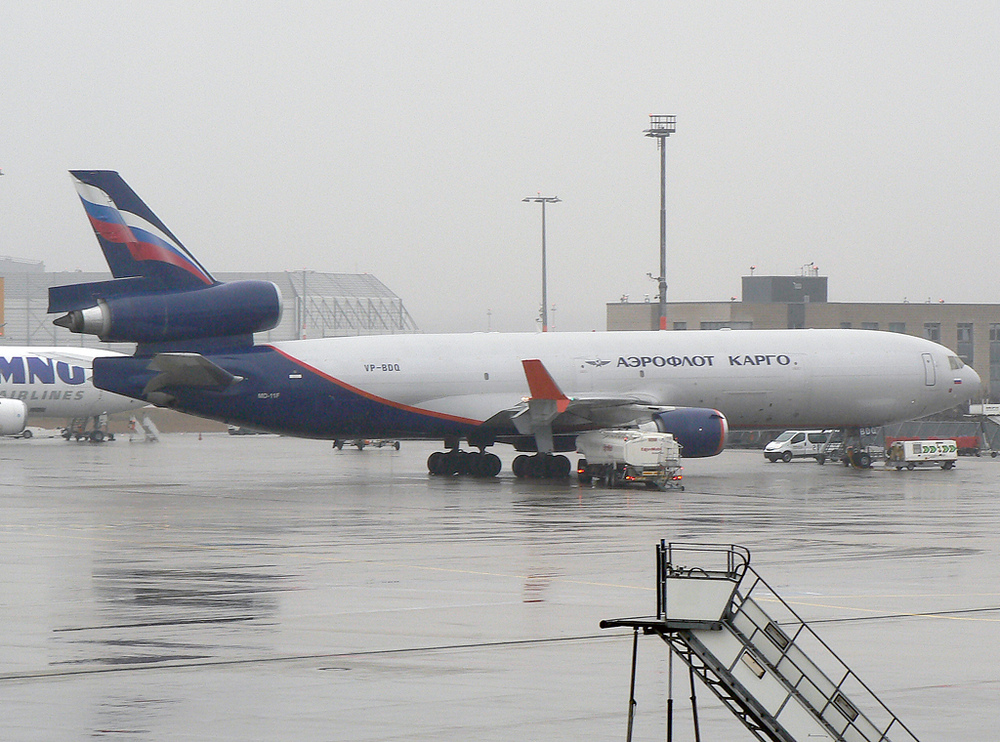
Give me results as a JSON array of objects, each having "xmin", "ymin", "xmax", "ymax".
[
  {"xmin": 55, "ymin": 280, "xmax": 282, "ymax": 344},
  {"xmin": 0, "ymin": 399, "xmax": 27, "ymax": 435},
  {"xmin": 645, "ymin": 407, "xmax": 728, "ymax": 458}
]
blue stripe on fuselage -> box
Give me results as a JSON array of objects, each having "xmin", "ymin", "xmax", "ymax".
[{"xmin": 93, "ymin": 346, "xmax": 480, "ymax": 439}]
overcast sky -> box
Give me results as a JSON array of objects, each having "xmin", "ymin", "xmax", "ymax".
[{"xmin": 1, "ymin": 2, "xmax": 998, "ymax": 333}]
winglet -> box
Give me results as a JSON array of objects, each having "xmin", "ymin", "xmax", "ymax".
[{"xmin": 521, "ymin": 359, "xmax": 570, "ymax": 413}]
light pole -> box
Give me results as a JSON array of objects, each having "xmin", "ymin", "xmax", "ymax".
[
  {"xmin": 522, "ymin": 194, "xmax": 561, "ymax": 332},
  {"xmin": 644, "ymin": 114, "xmax": 675, "ymax": 330}
]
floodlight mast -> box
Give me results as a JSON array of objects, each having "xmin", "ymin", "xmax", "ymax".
[
  {"xmin": 522, "ymin": 194, "xmax": 561, "ymax": 332},
  {"xmin": 645, "ymin": 114, "xmax": 675, "ymax": 331}
]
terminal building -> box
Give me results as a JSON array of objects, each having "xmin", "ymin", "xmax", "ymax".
[
  {"xmin": 0, "ymin": 257, "xmax": 419, "ymax": 354},
  {"xmin": 608, "ymin": 273, "xmax": 998, "ymax": 400}
]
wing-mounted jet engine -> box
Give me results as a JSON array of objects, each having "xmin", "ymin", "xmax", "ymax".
[
  {"xmin": 640, "ymin": 408, "xmax": 729, "ymax": 459},
  {"xmin": 0, "ymin": 399, "xmax": 27, "ymax": 436}
]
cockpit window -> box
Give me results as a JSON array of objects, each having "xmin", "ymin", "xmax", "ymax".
[{"xmin": 948, "ymin": 356, "xmax": 964, "ymax": 370}]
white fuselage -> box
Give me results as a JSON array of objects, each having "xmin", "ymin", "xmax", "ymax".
[
  {"xmin": 0, "ymin": 347, "xmax": 146, "ymax": 419},
  {"xmin": 270, "ymin": 328, "xmax": 979, "ymax": 430}
]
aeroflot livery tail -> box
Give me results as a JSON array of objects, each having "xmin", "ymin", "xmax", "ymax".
[{"xmin": 49, "ymin": 171, "xmax": 980, "ymax": 476}]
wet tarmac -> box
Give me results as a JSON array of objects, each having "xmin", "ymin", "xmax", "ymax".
[{"xmin": 0, "ymin": 433, "xmax": 996, "ymax": 740}]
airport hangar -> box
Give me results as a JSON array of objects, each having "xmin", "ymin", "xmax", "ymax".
[{"xmin": 608, "ymin": 273, "xmax": 998, "ymax": 401}]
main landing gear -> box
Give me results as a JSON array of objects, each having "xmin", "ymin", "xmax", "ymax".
[
  {"xmin": 427, "ymin": 449, "xmax": 502, "ymax": 478},
  {"xmin": 512, "ymin": 453, "xmax": 572, "ymax": 480}
]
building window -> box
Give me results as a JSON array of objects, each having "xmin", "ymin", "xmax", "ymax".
[
  {"xmin": 957, "ymin": 323, "xmax": 974, "ymax": 366},
  {"xmin": 673, "ymin": 321, "xmax": 687, "ymax": 331},
  {"xmin": 700, "ymin": 321, "xmax": 752, "ymax": 330},
  {"xmin": 889, "ymin": 322, "xmax": 906, "ymax": 333},
  {"xmin": 861, "ymin": 322, "xmax": 879, "ymax": 331},
  {"xmin": 840, "ymin": 322, "xmax": 852, "ymax": 329},
  {"xmin": 924, "ymin": 323, "xmax": 941, "ymax": 343}
]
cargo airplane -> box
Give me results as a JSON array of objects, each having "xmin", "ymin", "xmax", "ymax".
[
  {"xmin": 49, "ymin": 171, "xmax": 980, "ymax": 474},
  {"xmin": 0, "ymin": 347, "xmax": 146, "ymax": 439}
]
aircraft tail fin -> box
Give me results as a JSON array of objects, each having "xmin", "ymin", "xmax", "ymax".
[
  {"xmin": 51, "ymin": 172, "xmax": 283, "ymax": 351},
  {"xmin": 69, "ymin": 170, "xmax": 215, "ymax": 289}
]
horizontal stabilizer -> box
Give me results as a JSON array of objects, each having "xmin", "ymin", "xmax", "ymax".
[
  {"xmin": 49, "ymin": 277, "xmax": 151, "ymax": 314},
  {"xmin": 143, "ymin": 352, "xmax": 243, "ymax": 395}
]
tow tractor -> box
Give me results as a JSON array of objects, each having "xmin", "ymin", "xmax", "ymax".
[
  {"xmin": 62, "ymin": 414, "xmax": 114, "ymax": 443},
  {"xmin": 576, "ymin": 429, "xmax": 683, "ymax": 491}
]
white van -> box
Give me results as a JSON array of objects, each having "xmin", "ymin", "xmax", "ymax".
[{"xmin": 764, "ymin": 430, "xmax": 842, "ymax": 463}]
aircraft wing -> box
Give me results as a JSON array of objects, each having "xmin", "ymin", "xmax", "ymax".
[
  {"xmin": 482, "ymin": 394, "xmax": 667, "ymax": 431},
  {"xmin": 143, "ymin": 352, "xmax": 244, "ymax": 395},
  {"xmin": 479, "ymin": 359, "xmax": 669, "ymax": 451}
]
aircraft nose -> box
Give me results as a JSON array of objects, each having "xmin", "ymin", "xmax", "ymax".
[{"xmin": 965, "ymin": 364, "xmax": 982, "ymax": 396}]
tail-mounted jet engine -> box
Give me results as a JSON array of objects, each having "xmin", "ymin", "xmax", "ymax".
[
  {"xmin": 52, "ymin": 280, "xmax": 282, "ymax": 345},
  {"xmin": 641, "ymin": 407, "xmax": 728, "ymax": 458}
]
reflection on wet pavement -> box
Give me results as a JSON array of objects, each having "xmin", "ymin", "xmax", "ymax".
[{"xmin": 0, "ymin": 434, "xmax": 996, "ymax": 740}]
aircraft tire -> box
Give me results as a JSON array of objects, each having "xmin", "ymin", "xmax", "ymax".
[
  {"xmin": 481, "ymin": 452, "xmax": 502, "ymax": 477},
  {"xmin": 449, "ymin": 451, "xmax": 471, "ymax": 475},
  {"xmin": 548, "ymin": 455, "xmax": 571, "ymax": 479},
  {"xmin": 469, "ymin": 453, "xmax": 491, "ymax": 477},
  {"xmin": 527, "ymin": 455, "xmax": 548, "ymax": 478},
  {"xmin": 427, "ymin": 451, "xmax": 446, "ymax": 475},
  {"xmin": 512, "ymin": 454, "xmax": 529, "ymax": 478}
]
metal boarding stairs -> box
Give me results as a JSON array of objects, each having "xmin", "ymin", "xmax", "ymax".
[{"xmin": 601, "ymin": 542, "xmax": 921, "ymax": 742}]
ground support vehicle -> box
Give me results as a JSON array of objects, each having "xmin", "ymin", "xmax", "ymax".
[
  {"xmin": 885, "ymin": 434, "xmax": 982, "ymax": 457},
  {"xmin": 764, "ymin": 429, "xmax": 843, "ymax": 464},
  {"xmin": 62, "ymin": 414, "xmax": 114, "ymax": 443},
  {"xmin": 885, "ymin": 439, "xmax": 958, "ymax": 470},
  {"xmin": 576, "ymin": 429, "xmax": 683, "ymax": 491},
  {"xmin": 333, "ymin": 439, "xmax": 400, "ymax": 450}
]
